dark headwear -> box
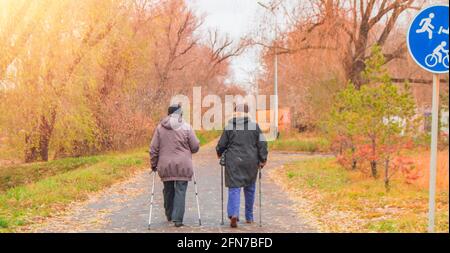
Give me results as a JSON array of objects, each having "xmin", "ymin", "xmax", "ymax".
[
  {"xmin": 234, "ymin": 103, "xmax": 249, "ymax": 113},
  {"xmin": 168, "ymin": 104, "xmax": 182, "ymax": 115}
]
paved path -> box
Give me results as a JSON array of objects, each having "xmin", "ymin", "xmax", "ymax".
[{"xmin": 33, "ymin": 142, "xmax": 321, "ymax": 233}]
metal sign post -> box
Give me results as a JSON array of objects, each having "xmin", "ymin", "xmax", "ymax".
[
  {"xmin": 407, "ymin": 5, "xmax": 449, "ymax": 233},
  {"xmin": 428, "ymin": 74, "xmax": 440, "ymax": 232}
]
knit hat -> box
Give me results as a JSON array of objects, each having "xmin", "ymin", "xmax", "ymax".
[
  {"xmin": 168, "ymin": 104, "xmax": 182, "ymax": 115},
  {"xmin": 234, "ymin": 103, "xmax": 249, "ymax": 113}
]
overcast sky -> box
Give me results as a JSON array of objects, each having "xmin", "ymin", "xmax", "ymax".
[
  {"xmin": 186, "ymin": 0, "xmax": 269, "ymax": 90},
  {"xmin": 185, "ymin": 0, "xmax": 445, "ymax": 90}
]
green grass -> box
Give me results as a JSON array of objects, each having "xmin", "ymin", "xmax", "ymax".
[
  {"xmin": 279, "ymin": 157, "xmax": 449, "ymax": 233},
  {"xmin": 268, "ymin": 132, "xmax": 330, "ymax": 153},
  {"xmin": 367, "ymin": 220, "xmax": 398, "ymax": 232},
  {"xmin": 284, "ymin": 158, "xmax": 350, "ymax": 193},
  {"xmin": 0, "ymin": 151, "xmax": 147, "ymax": 232},
  {"xmin": 0, "ymin": 217, "xmax": 8, "ymax": 228},
  {"xmin": 0, "ymin": 156, "xmax": 103, "ymax": 192},
  {"xmin": 196, "ymin": 130, "xmax": 221, "ymax": 146}
]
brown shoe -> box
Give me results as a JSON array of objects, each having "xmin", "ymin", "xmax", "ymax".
[
  {"xmin": 230, "ymin": 217, "xmax": 238, "ymax": 228},
  {"xmin": 174, "ymin": 222, "xmax": 184, "ymax": 228},
  {"xmin": 245, "ymin": 220, "xmax": 254, "ymax": 224}
]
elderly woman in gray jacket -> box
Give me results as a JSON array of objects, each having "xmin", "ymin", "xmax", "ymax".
[{"xmin": 150, "ymin": 104, "xmax": 200, "ymax": 227}]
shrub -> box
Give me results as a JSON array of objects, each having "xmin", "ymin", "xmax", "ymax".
[{"xmin": 323, "ymin": 45, "xmax": 419, "ymax": 191}]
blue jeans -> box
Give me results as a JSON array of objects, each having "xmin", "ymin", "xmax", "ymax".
[{"xmin": 227, "ymin": 183, "xmax": 256, "ymax": 222}]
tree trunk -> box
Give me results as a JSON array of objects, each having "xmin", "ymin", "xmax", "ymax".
[
  {"xmin": 370, "ymin": 160, "xmax": 377, "ymax": 178},
  {"xmin": 370, "ymin": 138, "xmax": 377, "ymax": 178},
  {"xmin": 38, "ymin": 131, "xmax": 50, "ymax": 161},
  {"xmin": 352, "ymin": 159, "xmax": 357, "ymax": 170},
  {"xmin": 351, "ymin": 146, "xmax": 357, "ymax": 170},
  {"xmin": 346, "ymin": 18, "xmax": 370, "ymax": 89},
  {"xmin": 24, "ymin": 133, "xmax": 38, "ymax": 163},
  {"xmin": 348, "ymin": 58, "xmax": 366, "ymax": 89},
  {"xmin": 384, "ymin": 158, "xmax": 390, "ymax": 192},
  {"xmin": 38, "ymin": 108, "xmax": 57, "ymax": 161}
]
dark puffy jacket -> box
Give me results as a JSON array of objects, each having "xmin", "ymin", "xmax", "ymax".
[
  {"xmin": 150, "ymin": 114, "xmax": 200, "ymax": 181},
  {"xmin": 216, "ymin": 116, "xmax": 268, "ymax": 188}
]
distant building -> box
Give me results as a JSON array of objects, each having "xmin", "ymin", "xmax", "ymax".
[
  {"xmin": 257, "ymin": 107, "xmax": 292, "ymax": 133},
  {"xmin": 410, "ymin": 83, "xmax": 449, "ymax": 134},
  {"xmin": 419, "ymin": 106, "xmax": 449, "ymax": 134}
]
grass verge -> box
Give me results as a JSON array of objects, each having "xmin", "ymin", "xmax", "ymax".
[
  {"xmin": 268, "ymin": 132, "xmax": 330, "ymax": 153},
  {"xmin": 274, "ymin": 157, "xmax": 449, "ymax": 233},
  {"xmin": 0, "ymin": 156, "xmax": 104, "ymax": 192},
  {"xmin": 196, "ymin": 130, "xmax": 221, "ymax": 146},
  {"xmin": 0, "ymin": 151, "xmax": 147, "ymax": 232}
]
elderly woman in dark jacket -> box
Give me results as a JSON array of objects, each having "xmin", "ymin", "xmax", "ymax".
[{"xmin": 216, "ymin": 104, "xmax": 268, "ymax": 228}]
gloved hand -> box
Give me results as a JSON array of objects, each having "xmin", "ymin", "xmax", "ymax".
[
  {"xmin": 219, "ymin": 154, "xmax": 226, "ymax": 166},
  {"xmin": 259, "ymin": 161, "xmax": 266, "ymax": 169}
]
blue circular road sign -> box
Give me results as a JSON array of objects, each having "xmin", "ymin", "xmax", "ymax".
[{"xmin": 407, "ymin": 5, "xmax": 449, "ymax": 74}]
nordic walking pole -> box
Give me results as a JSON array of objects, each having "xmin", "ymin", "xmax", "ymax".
[
  {"xmin": 193, "ymin": 168, "xmax": 202, "ymax": 226},
  {"xmin": 221, "ymin": 164, "xmax": 225, "ymax": 225},
  {"xmin": 259, "ymin": 168, "xmax": 262, "ymax": 227},
  {"xmin": 219, "ymin": 153, "xmax": 226, "ymax": 225},
  {"xmin": 148, "ymin": 171, "xmax": 156, "ymax": 230}
]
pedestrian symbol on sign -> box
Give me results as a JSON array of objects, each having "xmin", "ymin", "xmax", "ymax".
[
  {"xmin": 407, "ymin": 5, "xmax": 449, "ymax": 74},
  {"xmin": 416, "ymin": 13, "xmax": 435, "ymax": 39}
]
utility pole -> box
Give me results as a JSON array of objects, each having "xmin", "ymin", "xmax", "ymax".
[{"xmin": 258, "ymin": 1, "xmax": 279, "ymax": 139}]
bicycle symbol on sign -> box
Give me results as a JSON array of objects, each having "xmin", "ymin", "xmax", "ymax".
[
  {"xmin": 408, "ymin": 5, "xmax": 449, "ymax": 74},
  {"xmin": 425, "ymin": 41, "xmax": 449, "ymax": 68}
]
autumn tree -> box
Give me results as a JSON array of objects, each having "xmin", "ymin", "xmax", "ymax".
[
  {"xmin": 0, "ymin": 0, "xmax": 50, "ymax": 78},
  {"xmin": 0, "ymin": 0, "xmax": 246, "ymax": 162},
  {"xmin": 0, "ymin": 0, "xmax": 122, "ymax": 161},
  {"xmin": 255, "ymin": 0, "xmax": 441, "ymax": 131},
  {"xmin": 324, "ymin": 45, "xmax": 418, "ymax": 187},
  {"xmin": 264, "ymin": 0, "xmax": 429, "ymax": 88}
]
